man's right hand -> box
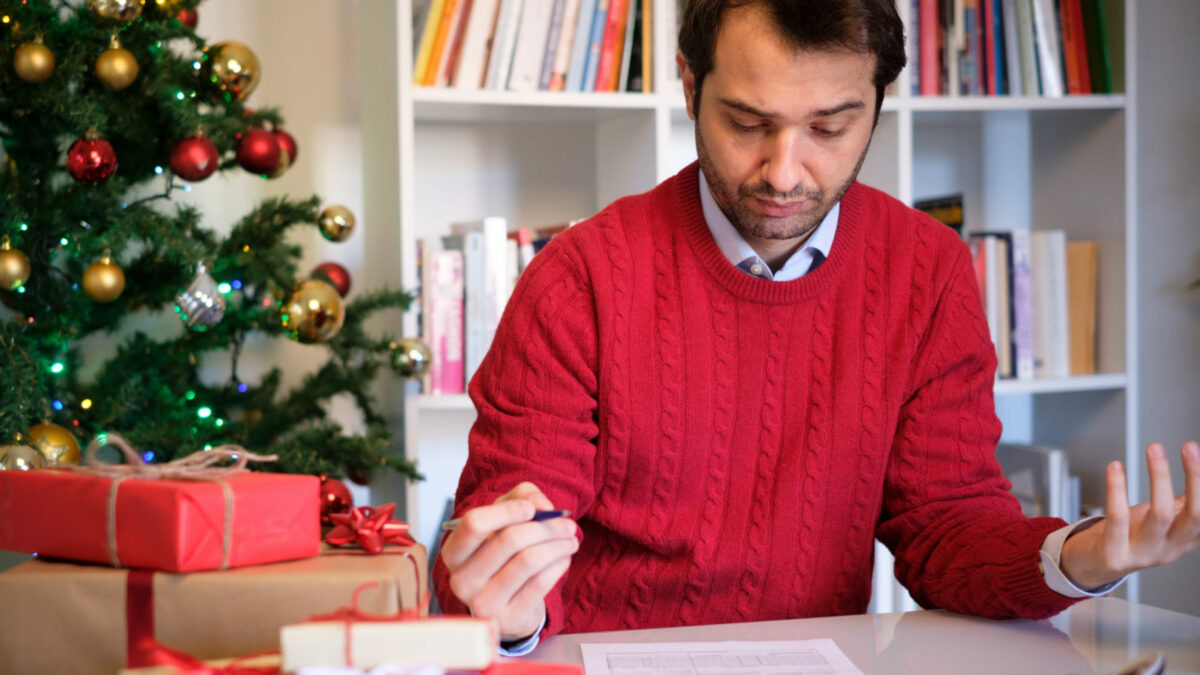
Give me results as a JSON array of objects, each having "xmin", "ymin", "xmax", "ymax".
[{"xmin": 439, "ymin": 482, "xmax": 579, "ymax": 642}]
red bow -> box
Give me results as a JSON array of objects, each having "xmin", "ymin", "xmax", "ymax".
[
  {"xmin": 128, "ymin": 638, "xmax": 279, "ymax": 674},
  {"xmin": 325, "ymin": 503, "xmax": 416, "ymax": 554}
]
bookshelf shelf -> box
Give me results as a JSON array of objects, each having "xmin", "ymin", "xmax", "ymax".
[{"xmin": 382, "ymin": 0, "xmax": 1140, "ymax": 610}]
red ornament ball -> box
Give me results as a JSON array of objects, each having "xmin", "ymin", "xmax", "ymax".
[
  {"xmin": 169, "ymin": 135, "xmax": 219, "ymax": 182},
  {"xmin": 268, "ymin": 128, "xmax": 298, "ymax": 179},
  {"xmin": 235, "ymin": 128, "xmax": 281, "ymax": 175},
  {"xmin": 177, "ymin": 8, "xmax": 197, "ymax": 28},
  {"xmin": 312, "ymin": 261, "xmax": 351, "ymax": 297},
  {"xmin": 319, "ymin": 476, "xmax": 354, "ymax": 526},
  {"xmin": 66, "ymin": 136, "xmax": 118, "ymax": 184}
]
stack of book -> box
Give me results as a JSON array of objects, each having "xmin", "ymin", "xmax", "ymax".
[
  {"xmin": 967, "ymin": 229, "xmax": 1098, "ymax": 381},
  {"xmin": 417, "ymin": 218, "xmax": 576, "ymax": 394},
  {"xmin": 413, "ymin": 0, "xmax": 674, "ymax": 93},
  {"xmin": 911, "ymin": 0, "xmax": 1116, "ymax": 97}
]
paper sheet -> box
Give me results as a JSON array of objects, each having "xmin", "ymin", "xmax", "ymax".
[{"xmin": 579, "ymin": 638, "xmax": 864, "ymax": 675}]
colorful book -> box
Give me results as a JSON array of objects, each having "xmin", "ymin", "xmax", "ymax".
[
  {"xmin": 1009, "ymin": 229, "xmax": 1035, "ymax": 380},
  {"xmin": 538, "ymin": 0, "xmax": 569, "ymax": 90},
  {"xmin": 424, "ymin": 0, "xmax": 462, "ymax": 86},
  {"xmin": 616, "ymin": 0, "xmax": 639, "ymax": 92},
  {"xmin": 439, "ymin": 0, "xmax": 475, "ymax": 86},
  {"xmin": 484, "ymin": 0, "xmax": 525, "ymax": 89},
  {"xmin": 918, "ymin": 0, "xmax": 939, "ymax": 95},
  {"xmin": 1080, "ymin": 0, "xmax": 1112, "ymax": 94},
  {"xmin": 1031, "ymin": 230, "xmax": 1070, "ymax": 379},
  {"xmin": 593, "ymin": 0, "xmax": 628, "ymax": 91},
  {"xmin": 1030, "ymin": 0, "xmax": 1064, "ymax": 96},
  {"xmin": 414, "ymin": 0, "xmax": 449, "ymax": 84},
  {"xmin": 1016, "ymin": 0, "xmax": 1040, "ymax": 95},
  {"xmin": 564, "ymin": 0, "xmax": 599, "ymax": 91},
  {"xmin": 548, "ymin": 0, "xmax": 584, "ymax": 91},
  {"xmin": 1001, "ymin": 0, "xmax": 1022, "ymax": 95},
  {"xmin": 451, "ymin": 217, "xmax": 512, "ymax": 371},
  {"xmin": 580, "ymin": 0, "xmax": 611, "ymax": 92},
  {"xmin": 639, "ymin": 0, "xmax": 651, "ymax": 92},
  {"xmin": 507, "ymin": 0, "xmax": 556, "ymax": 91}
]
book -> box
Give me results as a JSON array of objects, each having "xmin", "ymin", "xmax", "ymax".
[
  {"xmin": 548, "ymin": 0, "xmax": 584, "ymax": 91},
  {"xmin": 1009, "ymin": 229, "xmax": 1035, "ymax": 380},
  {"xmin": 1080, "ymin": 0, "xmax": 1112, "ymax": 93},
  {"xmin": 918, "ymin": 0, "xmax": 939, "ymax": 95},
  {"xmin": 538, "ymin": 0, "xmax": 569, "ymax": 90},
  {"xmin": 508, "ymin": 0, "xmax": 557, "ymax": 91},
  {"xmin": 414, "ymin": 0, "xmax": 450, "ymax": 84},
  {"xmin": 424, "ymin": 0, "xmax": 462, "ymax": 86},
  {"xmin": 1000, "ymin": 0, "xmax": 1022, "ymax": 95},
  {"xmin": 453, "ymin": 0, "xmax": 503, "ymax": 90},
  {"xmin": 442, "ymin": 232, "xmax": 485, "ymax": 384},
  {"xmin": 639, "ymin": 0, "xmax": 651, "ymax": 92},
  {"xmin": 1066, "ymin": 240, "xmax": 1098, "ymax": 375},
  {"xmin": 1058, "ymin": 0, "xmax": 1088, "ymax": 94},
  {"xmin": 579, "ymin": 0, "xmax": 611, "ymax": 92},
  {"xmin": 913, "ymin": 193, "xmax": 965, "ymax": 236},
  {"xmin": 1030, "ymin": 230, "xmax": 1070, "ymax": 379},
  {"xmin": 983, "ymin": 0, "xmax": 997, "ymax": 95},
  {"xmin": 451, "ymin": 217, "xmax": 512, "ymax": 374},
  {"xmin": 416, "ymin": 237, "xmax": 436, "ymax": 392},
  {"xmin": 1030, "ymin": 0, "xmax": 1065, "ymax": 96},
  {"xmin": 564, "ymin": 0, "xmax": 599, "ymax": 91},
  {"xmin": 429, "ymin": 249, "xmax": 466, "ymax": 394},
  {"xmin": 1015, "ymin": 0, "xmax": 1040, "ymax": 95},
  {"xmin": 970, "ymin": 232, "xmax": 1013, "ymax": 378},
  {"xmin": 995, "ymin": 442, "xmax": 1072, "ymax": 519},
  {"xmin": 484, "ymin": 0, "xmax": 525, "ymax": 90},
  {"xmin": 593, "ymin": 0, "xmax": 629, "ymax": 92},
  {"xmin": 439, "ymin": 0, "xmax": 475, "ymax": 86},
  {"xmin": 616, "ymin": 0, "xmax": 640, "ymax": 92}
]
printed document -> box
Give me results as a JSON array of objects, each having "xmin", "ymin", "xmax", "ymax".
[{"xmin": 579, "ymin": 638, "xmax": 863, "ymax": 675}]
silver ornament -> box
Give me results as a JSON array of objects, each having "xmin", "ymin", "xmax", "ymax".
[
  {"xmin": 0, "ymin": 445, "xmax": 46, "ymax": 471},
  {"xmin": 175, "ymin": 262, "xmax": 226, "ymax": 330},
  {"xmin": 390, "ymin": 338, "xmax": 432, "ymax": 379}
]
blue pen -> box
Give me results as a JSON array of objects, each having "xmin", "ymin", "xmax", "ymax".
[{"xmin": 441, "ymin": 509, "xmax": 572, "ymax": 532}]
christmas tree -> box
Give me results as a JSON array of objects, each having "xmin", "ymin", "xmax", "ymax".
[{"xmin": 0, "ymin": 0, "xmax": 424, "ymax": 484}]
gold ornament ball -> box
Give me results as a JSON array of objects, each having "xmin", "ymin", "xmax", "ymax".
[
  {"xmin": 205, "ymin": 41, "xmax": 260, "ymax": 101},
  {"xmin": 0, "ymin": 445, "xmax": 46, "ymax": 471},
  {"xmin": 390, "ymin": 338, "xmax": 433, "ymax": 379},
  {"xmin": 0, "ymin": 241, "xmax": 31, "ymax": 290},
  {"xmin": 87, "ymin": 0, "xmax": 145, "ymax": 23},
  {"xmin": 96, "ymin": 46, "xmax": 139, "ymax": 90},
  {"xmin": 28, "ymin": 422, "xmax": 81, "ymax": 465},
  {"xmin": 318, "ymin": 205, "xmax": 356, "ymax": 242},
  {"xmin": 83, "ymin": 254, "xmax": 125, "ymax": 302},
  {"xmin": 282, "ymin": 279, "xmax": 345, "ymax": 343},
  {"xmin": 14, "ymin": 41, "xmax": 55, "ymax": 83}
]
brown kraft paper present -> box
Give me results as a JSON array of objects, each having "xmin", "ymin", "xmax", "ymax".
[{"xmin": 0, "ymin": 544, "xmax": 425, "ymax": 675}]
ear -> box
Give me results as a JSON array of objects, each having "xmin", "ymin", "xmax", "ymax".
[{"xmin": 676, "ymin": 51, "xmax": 696, "ymax": 122}]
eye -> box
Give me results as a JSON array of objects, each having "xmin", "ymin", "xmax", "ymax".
[
  {"xmin": 813, "ymin": 127, "xmax": 847, "ymax": 138},
  {"xmin": 730, "ymin": 118, "xmax": 765, "ymax": 133}
]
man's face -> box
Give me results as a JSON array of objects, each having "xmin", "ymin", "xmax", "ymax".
[{"xmin": 679, "ymin": 5, "xmax": 877, "ymax": 254}]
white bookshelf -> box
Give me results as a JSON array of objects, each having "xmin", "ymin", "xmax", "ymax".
[{"xmin": 377, "ymin": 0, "xmax": 1140, "ymax": 607}]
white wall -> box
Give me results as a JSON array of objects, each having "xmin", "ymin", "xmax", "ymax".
[{"xmin": 1133, "ymin": 0, "xmax": 1200, "ymax": 618}]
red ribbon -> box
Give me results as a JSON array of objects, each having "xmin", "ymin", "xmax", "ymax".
[
  {"xmin": 128, "ymin": 638, "xmax": 280, "ymax": 674},
  {"xmin": 324, "ymin": 503, "xmax": 416, "ymax": 554}
]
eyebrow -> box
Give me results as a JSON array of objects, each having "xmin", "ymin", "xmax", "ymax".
[{"xmin": 717, "ymin": 97, "xmax": 865, "ymax": 120}]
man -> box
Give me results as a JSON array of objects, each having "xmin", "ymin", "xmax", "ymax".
[{"xmin": 433, "ymin": 0, "xmax": 1200, "ymax": 653}]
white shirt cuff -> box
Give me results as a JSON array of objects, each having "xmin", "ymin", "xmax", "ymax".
[
  {"xmin": 1039, "ymin": 516, "xmax": 1127, "ymax": 598},
  {"xmin": 497, "ymin": 614, "xmax": 545, "ymax": 656}
]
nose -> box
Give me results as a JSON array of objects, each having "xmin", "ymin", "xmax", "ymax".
[{"xmin": 760, "ymin": 130, "xmax": 809, "ymax": 196}]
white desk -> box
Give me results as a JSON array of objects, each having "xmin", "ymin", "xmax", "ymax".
[{"xmin": 527, "ymin": 598, "xmax": 1200, "ymax": 674}]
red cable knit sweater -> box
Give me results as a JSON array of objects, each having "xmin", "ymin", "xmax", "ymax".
[{"xmin": 432, "ymin": 163, "xmax": 1082, "ymax": 636}]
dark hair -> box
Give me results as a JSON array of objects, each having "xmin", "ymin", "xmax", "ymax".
[{"xmin": 677, "ymin": 0, "xmax": 906, "ymax": 121}]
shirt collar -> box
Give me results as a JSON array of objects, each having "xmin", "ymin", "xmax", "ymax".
[{"xmin": 698, "ymin": 169, "xmax": 839, "ymax": 282}]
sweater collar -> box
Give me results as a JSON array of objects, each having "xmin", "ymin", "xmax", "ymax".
[{"xmin": 672, "ymin": 162, "xmax": 865, "ymax": 305}]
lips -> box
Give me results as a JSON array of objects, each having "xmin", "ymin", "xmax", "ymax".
[{"xmin": 755, "ymin": 198, "xmax": 805, "ymax": 218}]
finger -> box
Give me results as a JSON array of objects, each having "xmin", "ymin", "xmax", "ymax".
[
  {"xmin": 500, "ymin": 556, "xmax": 573, "ymax": 634},
  {"xmin": 440, "ymin": 499, "xmax": 537, "ymax": 568},
  {"xmin": 1181, "ymin": 442, "xmax": 1200, "ymax": 526},
  {"xmin": 450, "ymin": 517, "xmax": 578, "ymax": 602},
  {"xmin": 470, "ymin": 536, "xmax": 578, "ymax": 617},
  {"xmin": 1104, "ymin": 461, "xmax": 1130, "ymax": 555},
  {"xmin": 1145, "ymin": 443, "xmax": 1176, "ymax": 535}
]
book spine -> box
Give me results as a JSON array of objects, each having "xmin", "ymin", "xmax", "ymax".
[
  {"xmin": 1058, "ymin": 0, "xmax": 1082, "ymax": 94},
  {"xmin": 580, "ymin": 0, "xmax": 611, "ymax": 92},
  {"xmin": 616, "ymin": 0, "xmax": 639, "ymax": 91},
  {"xmin": 1001, "ymin": 0, "xmax": 1022, "ymax": 95},
  {"xmin": 565, "ymin": 0, "xmax": 599, "ymax": 91},
  {"xmin": 983, "ymin": 0, "xmax": 996, "ymax": 95},
  {"xmin": 1016, "ymin": 0, "xmax": 1040, "ymax": 95},
  {"xmin": 538, "ymin": 0, "xmax": 569, "ymax": 90},
  {"xmin": 462, "ymin": 231, "xmax": 486, "ymax": 383},
  {"xmin": 430, "ymin": 250, "xmax": 466, "ymax": 394},
  {"xmin": 640, "ymin": 0, "xmax": 651, "ymax": 92},
  {"xmin": 425, "ymin": 0, "xmax": 461, "ymax": 86},
  {"xmin": 440, "ymin": 0, "xmax": 475, "ymax": 87},
  {"xmin": 1045, "ymin": 230, "xmax": 1071, "ymax": 378},
  {"xmin": 485, "ymin": 0, "xmax": 525, "ymax": 90},
  {"xmin": 1067, "ymin": 0, "xmax": 1091, "ymax": 93},
  {"xmin": 414, "ymin": 0, "xmax": 450, "ymax": 84},
  {"xmin": 508, "ymin": 0, "xmax": 556, "ymax": 91},
  {"xmin": 593, "ymin": 0, "xmax": 628, "ymax": 91},
  {"xmin": 919, "ymin": 0, "xmax": 939, "ymax": 95},
  {"xmin": 548, "ymin": 0, "xmax": 584, "ymax": 91},
  {"xmin": 1030, "ymin": 0, "xmax": 1064, "ymax": 96},
  {"xmin": 454, "ymin": 0, "xmax": 502, "ymax": 90},
  {"xmin": 1011, "ymin": 230, "xmax": 1034, "ymax": 380}
]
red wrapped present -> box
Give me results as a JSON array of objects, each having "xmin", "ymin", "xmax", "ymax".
[{"xmin": 0, "ymin": 434, "xmax": 320, "ymax": 571}]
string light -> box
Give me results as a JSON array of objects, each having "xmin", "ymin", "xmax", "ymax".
[
  {"xmin": 19, "ymin": 222, "xmax": 28, "ymax": 231},
  {"xmin": 142, "ymin": 450, "xmax": 155, "ymax": 462},
  {"xmin": 50, "ymin": 362, "xmax": 65, "ymax": 374},
  {"xmin": 217, "ymin": 282, "xmax": 232, "ymax": 294},
  {"xmin": 197, "ymin": 407, "xmax": 212, "ymax": 419},
  {"xmin": 154, "ymin": 166, "xmax": 164, "ymax": 175},
  {"xmin": 231, "ymin": 280, "xmax": 243, "ymax": 290},
  {"xmin": 215, "ymin": 419, "xmax": 225, "ymax": 427},
  {"xmin": 52, "ymin": 400, "xmax": 63, "ymax": 411},
  {"xmin": 237, "ymin": 383, "xmax": 248, "ymax": 393},
  {"xmin": 59, "ymin": 237, "xmax": 68, "ymax": 246},
  {"xmin": 81, "ymin": 399, "xmax": 93, "ymax": 409},
  {"xmin": 185, "ymin": 390, "xmax": 196, "ymax": 400}
]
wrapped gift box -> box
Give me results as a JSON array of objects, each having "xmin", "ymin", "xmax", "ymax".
[
  {"xmin": 0, "ymin": 469, "xmax": 320, "ymax": 571},
  {"xmin": 0, "ymin": 545, "xmax": 426, "ymax": 675},
  {"xmin": 281, "ymin": 616, "xmax": 498, "ymax": 671}
]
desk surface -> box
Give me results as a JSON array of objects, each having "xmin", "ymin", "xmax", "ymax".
[{"xmin": 527, "ymin": 598, "xmax": 1200, "ymax": 674}]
